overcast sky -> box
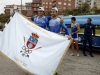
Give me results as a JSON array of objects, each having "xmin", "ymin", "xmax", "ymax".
[{"xmin": 0, "ymin": 0, "xmax": 32, "ymax": 14}]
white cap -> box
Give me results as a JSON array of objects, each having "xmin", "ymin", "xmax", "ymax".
[
  {"xmin": 38, "ymin": 7, "xmax": 44, "ymax": 11},
  {"xmin": 52, "ymin": 7, "xmax": 58, "ymax": 12}
]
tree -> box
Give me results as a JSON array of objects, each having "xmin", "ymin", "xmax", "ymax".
[
  {"xmin": 71, "ymin": 8, "xmax": 80, "ymax": 15},
  {"xmin": 81, "ymin": 2, "xmax": 91, "ymax": 14},
  {"xmin": 0, "ymin": 14, "xmax": 10, "ymax": 23},
  {"xmin": 76, "ymin": 5, "xmax": 82, "ymax": 14},
  {"xmin": 72, "ymin": 2, "xmax": 90, "ymax": 15},
  {"xmin": 62, "ymin": 8, "xmax": 71, "ymax": 16},
  {"xmin": 92, "ymin": 5, "xmax": 100, "ymax": 14}
]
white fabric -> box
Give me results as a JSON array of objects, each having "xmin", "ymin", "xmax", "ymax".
[
  {"xmin": 71, "ymin": 22, "xmax": 78, "ymax": 27},
  {"xmin": 38, "ymin": 7, "xmax": 44, "ymax": 11},
  {"xmin": 0, "ymin": 12, "xmax": 71, "ymax": 75},
  {"xmin": 52, "ymin": 7, "xmax": 58, "ymax": 12}
]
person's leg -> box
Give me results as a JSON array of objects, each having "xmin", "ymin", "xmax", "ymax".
[
  {"xmin": 82, "ymin": 36, "xmax": 87, "ymax": 56},
  {"xmin": 74, "ymin": 39, "xmax": 79, "ymax": 56},
  {"xmin": 71, "ymin": 39, "xmax": 75, "ymax": 56},
  {"xmin": 88, "ymin": 36, "xmax": 93, "ymax": 57}
]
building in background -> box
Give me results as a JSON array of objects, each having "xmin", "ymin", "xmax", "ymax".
[
  {"xmin": 4, "ymin": 5, "xmax": 24, "ymax": 15},
  {"xmin": 25, "ymin": 2, "xmax": 33, "ymax": 16},
  {"xmin": 45, "ymin": 0, "xmax": 76, "ymax": 15},
  {"xmin": 41, "ymin": 0, "xmax": 52, "ymax": 13},
  {"xmin": 31, "ymin": 0, "xmax": 42, "ymax": 14},
  {"xmin": 4, "ymin": 4, "xmax": 33, "ymax": 17},
  {"xmin": 94, "ymin": 0, "xmax": 100, "ymax": 8},
  {"xmin": 4, "ymin": 0, "xmax": 76, "ymax": 16},
  {"xmin": 75, "ymin": 0, "xmax": 94, "ymax": 8}
]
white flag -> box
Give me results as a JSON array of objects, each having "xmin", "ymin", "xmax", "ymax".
[{"xmin": 0, "ymin": 12, "xmax": 71, "ymax": 75}]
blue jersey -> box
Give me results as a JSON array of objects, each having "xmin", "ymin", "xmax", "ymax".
[
  {"xmin": 49, "ymin": 18, "xmax": 70, "ymax": 35},
  {"xmin": 71, "ymin": 23, "xmax": 78, "ymax": 38},
  {"xmin": 31, "ymin": 16, "xmax": 48, "ymax": 29}
]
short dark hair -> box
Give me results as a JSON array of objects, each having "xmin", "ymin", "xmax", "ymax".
[
  {"xmin": 71, "ymin": 17, "xmax": 76, "ymax": 21},
  {"xmin": 88, "ymin": 18, "xmax": 92, "ymax": 21}
]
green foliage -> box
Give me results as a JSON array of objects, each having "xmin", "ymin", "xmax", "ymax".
[
  {"xmin": 63, "ymin": 8, "xmax": 71, "ymax": 16},
  {"xmin": 71, "ymin": 8, "xmax": 80, "ymax": 15},
  {"xmin": 62, "ymin": 2, "xmax": 100, "ymax": 16},
  {"xmin": 81, "ymin": 2, "xmax": 91, "ymax": 13},
  {"xmin": 92, "ymin": 5, "xmax": 100, "ymax": 14},
  {"xmin": 0, "ymin": 14, "xmax": 10, "ymax": 23}
]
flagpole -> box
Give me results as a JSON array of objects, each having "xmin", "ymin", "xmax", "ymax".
[{"xmin": 21, "ymin": 0, "xmax": 22, "ymax": 14}]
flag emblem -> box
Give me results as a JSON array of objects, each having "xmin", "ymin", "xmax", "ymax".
[{"xmin": 20, "ymin": 33, "xmax": 40, "ymax": 57}]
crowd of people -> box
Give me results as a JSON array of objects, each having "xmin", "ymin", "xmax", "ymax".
[
  {"xmin": 31, "ymin": 6, "xmax": 95, "ymax": 57},
  {"xmin": 0, "ymin": 6, "xmax": 97, "ymax": 75},
  {"xmin": 30, "ymin": 7, "xmax": 96, "ymax": 75}
]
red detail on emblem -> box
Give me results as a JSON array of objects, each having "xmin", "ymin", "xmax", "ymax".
[
  {"xmin": 32, "ymin": 33, "xmax": 39, "ymax": 38},
  {"xmin": 26, "ymin": 41, "xmax": 36, "ymax": 49}
]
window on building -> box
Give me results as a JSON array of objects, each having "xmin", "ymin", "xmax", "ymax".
[
  {"xmin": 46, "ymin": 6, "xmax": 48, "ymax": 8},
  {"xmin": 37, "ymin": 4, "xmax": 39, "ymax": 6},
  {"xmin": 10, "ymin": 9, "xmax": 13, "ymax": 14},
  {"xmin": 58, "ymin": 6, "xmax": 61, "ymax": 9},
  {"xmin": 29, "ymin": 7, "xmax": 32, "ymax": 10},
  {"xmin": 46, "ymin": 2, "xmax": 48, "ymax": 4},
  {"xmin": 63, "ymin": 7, "xmax": 66, "ymax": 10},
  {"xmin": 58, "ymin": 2, "xmax": 62, "ymax": 5},
  {"xmin": 50, "ymin": 2, "xmax": 52, "ymax": 5},
  {"xmin": 14, "ymin": 6, "xmax": 17, "ymax": 9},
  {"xmin": 43, "ymin": 2, "xmax": 45, "ymax": 4},
  {"xmin": 64, "ymin": 3, "xmax": 66, "ymax": 5},
  {"xmin": 68, "ymin": 3, "xmax": 71, "ymax": 6},
  {"xmin": 34, "ymin": 8, "xmax": 36, "ymax": 10}
]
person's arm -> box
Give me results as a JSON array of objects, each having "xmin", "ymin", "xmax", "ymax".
[
  {"xmin": 45, "ymin": 18, "xmax": 49, "ymax": 30},
  {"xmin": 31, "ymin": 16, "xmax": 34, "ymax": 21},
  {"xmin": 60, "ymin": 23, "xmax": 70, "ymax": 35},
  {"xmin": 59, "ymin": 18, "xmax": 70, "ymax": 35},
  {"xmin": 92, "ymin": 24, "xmax": 95, "ymax": 37}
]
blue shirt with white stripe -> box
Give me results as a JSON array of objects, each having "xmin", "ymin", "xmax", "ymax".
[
  {"xmin": 49, "ymin": 18, "xmax": 70, "ymax": 35},
  {"xmin": 31, "ymin": 16, "xmax": 48, "ymax": 29},
  {"xmin": 71, "ymin": 23, "xmax": 78, "ymax": 38}
]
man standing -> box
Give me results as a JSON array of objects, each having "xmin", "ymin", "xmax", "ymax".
[
  {"xmin": 49, "ymin": 7, "xmax": 71, "ymax": 75},
  {"xmin": 31, "ymin": 7, "xmax": 48, "ymax": 29},
  {"xmin": 49, "ymin": 7, "xmax": 71, "ymax": 37},
  {"xmin": 82, "ymin": 18, "xmax": 95, "ymax": 57},
  {"xmin": 71, "ymin": 17, "xmax": 80, "ymax": 56}
]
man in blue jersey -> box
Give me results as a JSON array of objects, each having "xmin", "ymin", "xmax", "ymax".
[
  {"xmin": 49, "ymin": 7, "xmax": 71, "ymax": 75},
  {"xmin": 49, "ymin": 7, "xmax": 71, "ymax": 39},
  {"xmin": 31, "ymin": 7, "xmax": 48, "ymax": 29},
  {"xmin": 71, "ymin": 17, "xmax": 80, "ymax": 56}
]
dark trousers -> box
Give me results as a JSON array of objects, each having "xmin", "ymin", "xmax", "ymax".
[{"xmin": 82, "ymin": 35, "xmax": 93, "ymax": 55}]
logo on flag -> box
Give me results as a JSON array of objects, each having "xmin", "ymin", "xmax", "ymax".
[{"xmin": 20, "ymin": 33, "xmax": 40, "ymax": 57}]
